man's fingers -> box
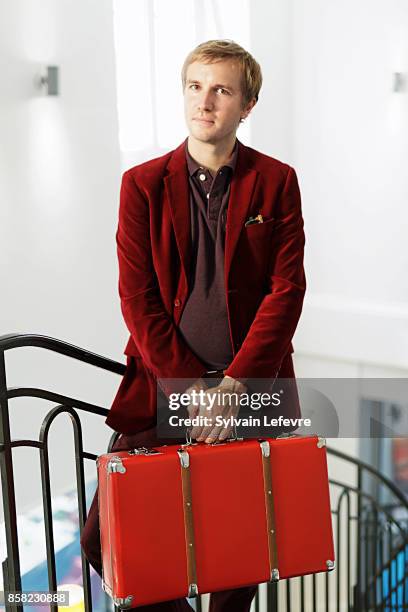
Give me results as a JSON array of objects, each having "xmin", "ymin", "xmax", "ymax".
[
  {"xmin": 218, "ymin": 425, "xmax": 233, "ymax": 441},
  {"xmin": 190, "ymin": 425, "xmax": 203, "ymax": 439},
  {"xmin": 196, "ymin": 419, "xmax": 216, "ymax": 441},
  {"xmin": 189, "ymin": 391, "xmax": 215, "ymax": 439},
  {"xmin": 187, "ymin": 404, "xmax": 199, "ymax": 419},
  {"xmin": 190, "ymin": 413, "xmax": 215, "ymax": 440},
  {"xmin": 204, "ymin": 424, "xmax": 230, "ymax": 443},
  {"xmin": 189, "ymin": 387, "xmax": 239, "ymax": 441}
]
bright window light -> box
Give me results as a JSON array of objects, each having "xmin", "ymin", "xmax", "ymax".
[{"xmin": 113, "ymin": 0, "xmax": 251, "ymax": 155}]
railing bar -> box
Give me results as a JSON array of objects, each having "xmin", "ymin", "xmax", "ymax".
[
  {"xmin": 402, "ymin": 544, "xmax": 406, "ymax": 612},
  {"xmin": 7, "ymin": 387, "xmax": 109, "ymax": 416},
  {"xmin": 0, "ymin": 334, "xmax": 126, "ymax": 376},
  {"xmin": 300, "ymin": 575, "xmax": 305, "ymax": 612},
  {"xmin": 346, "ymin": 491, "xmax": 351, "ymax": 612},
  {"xmin": 379, "ymin": 523, "xmax": 384, "ymax": 609},
  {"xmin": 330, "ymin": 481, "xmax": 406, "ymax": 537},
  {"xmin": 325, "ymin": 568, "xmax": 329, "ymax": 612},
  {"xmin": 1, "ymin": 442, "xmax": 99, "ymax": 463},
  {"xmin": 312, "ymin": 574, "xmax": 316, "ymax": 612},
  {"xmin": 328, "ymin": 447, "xmax": 408, "ymax": 511},
  {"xmin": 388, "ymin": 521, "xmax": 392, "ymax": 612},
  {"xmin": 39, "ymin": 435, "xmax": 58, "ymax": 612},
  {"xmin": 2, "ymin": 440, "xmax": 43, "ymax": 449},
  {"xmin": 286, "ymin": 578, "xmax": 291, "ymax": 611},
  {"xmin": 254, "ymin": 585, "xmax": 259, "ymax": 612},
  {"xmin": 337, "ymin": 494, "xmax": 341, "ymax": 612},
  {"xmin": 73, "ymin": 414, "xmax": 93, "ymax": 612},
  {"xmin": 39, "ymin": 405, "xmax": 100, "ymax": 611},
  {"xmin": 83, "ymin": 451, "xmax": 99, "ymax": 461},
  {"xmin": 0, "ymin": 352, "xmax": 22, "ymax": 612},
  {"xmin": 266, "ymin": 581, "xmax": 278, "ymax": 612},
  {"xmin": 372, "ymin": 507, "xmax": 378, "ymax": 612},
  {"xmin": 271, "ymin": 581, "xmax": 278, "ymax": 612},
  {"xmin": 356, "ymin": 467, "xmax": 362, "ymax": 612},
  {"xmin": 364, "ymin": 507, "xmax": 371, "ymax": 611},
  {"xmin": 2, "ymin": 557, "xmax": 13, "ymax": 612},
  {"xmin": 330, "ymin": 479, "xmax": 360, "ymax": 491}
]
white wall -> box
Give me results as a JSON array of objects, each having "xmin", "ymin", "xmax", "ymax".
[
  {"xmin": 249, "ymin": 0, "xmax": 294, "ymax": 162},
  {"xmin": 0, "ymin": 0, "xmax": 122, "ymax": 356},
  {"xmin": 249, "ymin": 0, "xmax": 408, "ymax": 369},
  {"xmin": 0, "ymin": 0, "xmax": 123, "ymax": 517},
  {"xmin": 291, "ymin": 0, "xmax": 408, "ymax": 369}
]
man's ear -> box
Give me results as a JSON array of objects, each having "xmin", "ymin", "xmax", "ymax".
[{"xmin": 240, "ymin": 97, "xmax": 257, "ymax": 122}]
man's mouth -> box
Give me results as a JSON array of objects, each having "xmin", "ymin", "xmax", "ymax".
[{"xmin": 193, "ymin": 117, "xmax": 214, "ymax": 125}]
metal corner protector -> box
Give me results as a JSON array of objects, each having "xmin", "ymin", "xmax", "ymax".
[
  {"xmin": 113, "ymin": 595, "xmax": 134, "ymax": 609},
  {"xmin": 107, "ymin": 456, "xmax": 126, "ymax": 474}
]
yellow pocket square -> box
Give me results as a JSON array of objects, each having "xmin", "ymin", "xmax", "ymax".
[{"xmin": 244, "ymin": 214, "xmax": 264, "ymax": 227}]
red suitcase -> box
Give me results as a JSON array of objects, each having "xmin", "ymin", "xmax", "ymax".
[{"xmin": 97, "ymin": 434, "xmax": 335, "ymax": 608}]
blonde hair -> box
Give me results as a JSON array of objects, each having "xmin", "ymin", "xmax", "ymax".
[{"xmin": 181, "ymin": 39, "xmax": 262, "ymax": 107}]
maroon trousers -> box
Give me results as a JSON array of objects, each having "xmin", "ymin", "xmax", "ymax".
[{"xmin": 80, "ymin": 426, "xmax": 258, "ymax": 612}]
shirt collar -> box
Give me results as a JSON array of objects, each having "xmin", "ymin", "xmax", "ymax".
[{"xmin": 185, "ymin": 139, "xmax": 238, "ymax": 178}]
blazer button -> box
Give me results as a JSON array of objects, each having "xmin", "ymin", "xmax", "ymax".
[{"xmin": 174, "ymin": 298, "xmax": 181, "ymax": 307}]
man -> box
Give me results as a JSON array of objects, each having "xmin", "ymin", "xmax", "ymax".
[{"xmin": 81, "ymin": 40, "xmax": 306, "ymax": 611}]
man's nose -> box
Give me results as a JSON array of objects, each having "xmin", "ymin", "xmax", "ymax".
[{"xmin": 197, "ymin": 89, "xmax": 214, "ymax": 112}]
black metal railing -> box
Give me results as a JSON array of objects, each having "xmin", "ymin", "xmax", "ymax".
[
  {"xmin": 1, "ymin": 334, "xmax": 407, "ymax": 612},
  {"xmin": 0, "ymin": 334, "xmax": 124, "ymax": 612}
]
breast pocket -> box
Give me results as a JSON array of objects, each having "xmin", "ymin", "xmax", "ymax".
[
  {"xmin": 243, "ymin": 217, "xmax": 276, "ymax": 249},
  {"xmin": 244, "ymin": 216, "xmax": 275, "ymax": 234},
  {"xmin": 239, "ymin": 218, "xmax": 276, "ymax": 284}
]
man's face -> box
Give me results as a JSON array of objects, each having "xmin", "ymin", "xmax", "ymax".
[{"xmin": 184, "ymin": 59, "xmax": 255, "ymax": 146}]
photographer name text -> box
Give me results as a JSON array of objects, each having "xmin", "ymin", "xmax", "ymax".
[{"xmin": 168, "ymin": 415, "xmax": 311, "ymax": 428}]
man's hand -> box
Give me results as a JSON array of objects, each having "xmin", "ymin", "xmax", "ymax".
[
  {"xmin": 185, "ymin": 377, "xmax": 208, "ymax": 419},
  {"xmin": 190, "ymin": 376, "xmax": 247, "ymax": 443}
]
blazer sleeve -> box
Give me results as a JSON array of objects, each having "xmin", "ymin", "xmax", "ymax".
[
  {"xmin": 117, "ymin": 170, "xmax": 208, "ymax": 394},
  {"xmin": 224, "ymin": 166, "xmax": 306, "ymax": 381}
]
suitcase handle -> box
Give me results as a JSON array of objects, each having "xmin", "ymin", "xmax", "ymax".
[{"xmin": 184, "ymin": 424, "xmax": 241, "ymax": 446}]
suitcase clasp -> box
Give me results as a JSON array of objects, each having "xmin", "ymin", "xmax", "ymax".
[
  {"xmin": 276, "ymin": 432, "xmax": 298, "ymax": 439},
  {"xmin": 128, "ymin": 447, "xmax": 162, "ymax": 455}
]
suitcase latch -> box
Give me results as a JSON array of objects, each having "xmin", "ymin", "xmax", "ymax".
[{"xmin": 128, "ymin": 447, "xmax": 162, "ymax": 456}]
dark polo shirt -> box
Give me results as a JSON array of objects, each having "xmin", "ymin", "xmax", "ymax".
[{"xmin": 178, "ymin": 140, "xmax": 238, "ymax": 370}]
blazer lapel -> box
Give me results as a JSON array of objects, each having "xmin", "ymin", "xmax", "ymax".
[
  {"xmin": 164, "ymin": 142, "xmax": 191, "ymax": 291},
  {"xmin": 225, "ymin": 141, "xmax": 259, "ymax": 282}
]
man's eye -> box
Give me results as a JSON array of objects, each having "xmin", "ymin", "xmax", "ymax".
[
  {"xmin": 216, "ymin": 87, "xmax": 229, "ymax": 95},
  {"xmin": 190, "ymin": 84, "xmax": 199, "ymax": 90}
]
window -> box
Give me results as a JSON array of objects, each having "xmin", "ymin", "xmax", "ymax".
[{"xmin": 113, "ymin": 0, "xmax": 251, "ymax": 163}]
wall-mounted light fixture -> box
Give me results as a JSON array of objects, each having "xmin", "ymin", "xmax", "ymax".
[
  {"xmin": 393, "ymin": 72, "xmax": 406, "ymax": 93},
  {"xmin": 39, "ymin": 66, "xmax": 59, "ymax": 96}
]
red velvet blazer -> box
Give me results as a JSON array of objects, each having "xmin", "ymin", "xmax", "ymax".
[{"xmin": 106, "ymin": 140, "xmax": 306, "ymax": 434}]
